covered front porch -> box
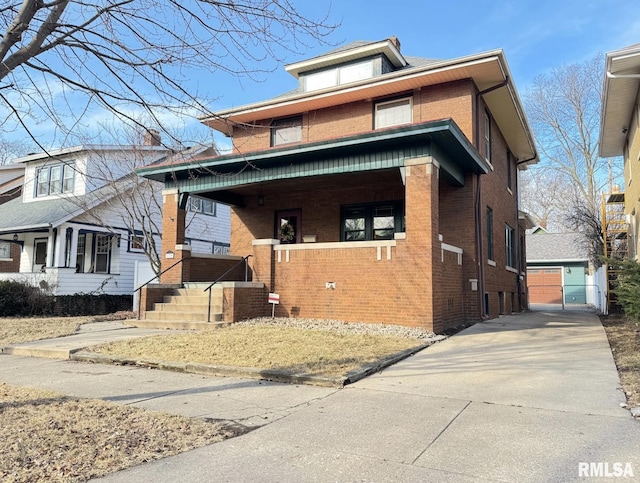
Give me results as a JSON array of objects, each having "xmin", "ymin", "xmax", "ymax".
[{"xmin": 139, "ymin": 119, "xmax": 489, "ymax": 332}]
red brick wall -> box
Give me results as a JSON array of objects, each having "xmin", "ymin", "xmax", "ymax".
[
  {"xmin": 223, "ymin": 285, "xmax": 269, "ymax": 321},
  {"xmin": 230, "ymin": 81, "xmax": 476, "ymax": 153},
  {"xmin": 0, "ymin": 242, "xmax": 21, "ymax": 272},
  {"xmin": 188, "ymin": 256, "xmax": 248, "ymax": 283}
]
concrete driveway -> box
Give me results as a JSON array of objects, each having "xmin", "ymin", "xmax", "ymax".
[{"xmin": 1, "ymin": 310, "xmax": 638, "ymax": 481}]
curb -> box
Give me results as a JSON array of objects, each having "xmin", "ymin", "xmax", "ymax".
[{"xmin": 70, "ymin": 339, "xmax": 438, "ymax": 388}]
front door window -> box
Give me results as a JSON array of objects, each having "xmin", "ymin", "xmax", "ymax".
[
  {"xmin": 276, "ymin": 210, "xmax": 301, "ymax": 244},
  {"xmin": 33, "ymin": 238, "xmax": 47, "ymax": 271}
]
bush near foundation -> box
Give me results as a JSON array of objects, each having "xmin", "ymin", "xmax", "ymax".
[
  {"xmin": 53, "ymin": 294, "xmax": 133, "ymax": 316},
  {"xmin": 612, "ymin": 260, "xmax": 640, "ymax": 321},
  {"xmin": 0, "ymin": 280, "xmax": 54, "ymax": 316}
]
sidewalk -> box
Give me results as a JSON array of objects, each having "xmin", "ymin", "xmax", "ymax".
[{"xmin": 1, "ymin": 310, "xmax": 639, "ymax": 481}]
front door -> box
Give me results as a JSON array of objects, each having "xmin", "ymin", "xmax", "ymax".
[
  {"xmin": 33, "ymin": 238, "xmax": 47, "ymax": 272},
  {"xmin": 276, "ymin": 209, "xmax": 301, "ymax": 244}
]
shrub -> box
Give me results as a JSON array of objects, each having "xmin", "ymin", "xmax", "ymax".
[
  {"xmin": 612, "ymin": 260, "xmax": 640, "ymax": 321},
  {"xmin": 0, "ymin": 280, "xmax": 54, "ymax": 316}
]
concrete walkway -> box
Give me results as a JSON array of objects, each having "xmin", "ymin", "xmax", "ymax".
[{"xmin": 1, "ymin": 310, "xmax": 639, "ymax": 481}]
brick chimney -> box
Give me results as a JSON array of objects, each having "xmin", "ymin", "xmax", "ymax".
[
  {"xmin": 389, "ymin": 36, "xmax": 401, "ymax": 52},
  {"xmin": 143, "ymin": 129, "xmax": 161, "ymax": 146}
]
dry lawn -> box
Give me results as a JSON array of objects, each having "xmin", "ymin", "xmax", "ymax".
[
  {"xmin": 90, "ymin": 325, "xmax": 424, "ymax": 378},
  {"xmin": 601, "ymin": 314, "xmax": 640, "ymax": 408},
  {"xmin": 0, "ymin": 383, "xmax": 237, "ymax": 483},
  {"xmin": 0, "ymin": 316, "xmax": 94, "ymax": 345}
]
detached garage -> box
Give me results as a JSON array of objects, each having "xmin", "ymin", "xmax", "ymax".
[
  {"xmin": 526, "ymin": 232, "xmax": 588, "ymax": 306},
  {"xmin": 527, "ymin": 267, "xmax": 563, "ymax": 304}
]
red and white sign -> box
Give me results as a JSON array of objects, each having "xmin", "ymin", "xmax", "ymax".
[{"xmin": 268, "ymin": 293, "xmax": 280, "ymax": 304}]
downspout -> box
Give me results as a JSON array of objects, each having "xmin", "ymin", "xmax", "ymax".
[
  {"xmin": 474, "ymin": 78, "xmax": 509, "ymax": 319},
  {"xmin": 515, "ymin": 155, "xmax": 538, "ymax": 311}
]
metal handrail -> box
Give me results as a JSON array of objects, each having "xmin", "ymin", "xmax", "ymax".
[
  {"xmin": 204, "ymin": 254, "xmax": 253, "ymax": 322},
  {"xmin": 135, "ymin": 257, "xmax": 191, "ymax": 320}
]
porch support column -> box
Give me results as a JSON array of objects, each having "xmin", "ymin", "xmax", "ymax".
[
  {"xmin": 251, "ymin": 239, "xmax": 278, "ymax": 292},
  {"xmin": 404, "ymin": 156, "xmax": 442, "ymax": 332},
  {"xmin": 160, "ymin": 188, "xmax": 189, "ymax": 284}
]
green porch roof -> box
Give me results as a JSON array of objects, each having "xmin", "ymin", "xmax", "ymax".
[{"xmin": 138, "ymin": 119, "xmax": 488, "ymax": 195}]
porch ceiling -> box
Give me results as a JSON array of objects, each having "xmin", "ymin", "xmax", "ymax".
[{"xmin": 139, "ymin": 119, "xmax": 488, "ymax": 201}]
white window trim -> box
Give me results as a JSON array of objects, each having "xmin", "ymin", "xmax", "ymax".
[{"xmin": 374, "ymin": 97, "xmax": 413, "ymax": 129}]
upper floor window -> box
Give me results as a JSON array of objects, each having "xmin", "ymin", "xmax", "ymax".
[
  {"xmin": 188, "ymin": 196, "xmax": 216, "ymax": 216},
  {"xmin": 36, "ymin": 162, "xmax": 75, "ymax": 197},
  {"xmin": 375, "ymin": 97, "xmax": 412, "ymax": 129},
  {"xmin": 507, "ymin": 150, "xmax": 512, "ymax": 190},
  {"xmin": 304, "ymin": 59, "xmax": 374, "ymax": 92},
  {"xmin": 484, "ymin": 110, "xmax": 492, "ymax": 163},
  {"xmin": 271, "ymin": 117, "xmax": 302, "ymax": 146}
]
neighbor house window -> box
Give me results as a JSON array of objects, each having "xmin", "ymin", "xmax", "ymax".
[
  {"xmin": 212, "ymin": 242, "xmax": 230, "ymax": 255},
  {"xmin": 0, "ymin": 241, "xmax": 10, "ymax": 258},
  {"xmin": 341, "ymin": 202, "xmax": 404, "ymax": 241},
  {"xmin": 129, "ymin": 232, "xmax": 145, "ymax": 252},
  {"xmin": 484, "ymin": 110, "xmax": 492, "ymax": 163},
  {"xmin": 94, "ymin": 234, "xmax": 111, "ymax": 273},
  {"xmin": 76, "ymin": 233, "xmax": 86, "ymax": 272},
  {"xmin": 271, "ymin": 117, "xmax": 302, "ymax": 146},
  {"xmin": 35, "ymin": 162, "xmax": 75, "ymax": 197},
  {"xmin": 505, "ymin": 224, "xmax": 515, "ymax": 268},
  {"xmin": 487, "ymin": 207, "xmax": 494, "ymax": 261},
  {"xmin": 188, "ymin": 196, "xmax": 216, "ymax": 216},
  {"xmin": 374, "ymin": 97, "xmax": 412, "ymax": 129}
]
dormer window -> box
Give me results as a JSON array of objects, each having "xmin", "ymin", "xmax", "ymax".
[
  {"xmin": 35, "ymin": 162, "xmax": 75, "ymax": 197},
  {"xmin": 304, "ymin": 59, "xmax": 374, "ymax": 92},
  {"xmin": 271, "ymin": 117, "xmax": 302, "ymax": 146}
]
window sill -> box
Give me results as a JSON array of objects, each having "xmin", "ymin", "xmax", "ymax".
[
  {"xmin": 487, "ymin": 259, "xmax": 496, "ymax": 267},
  {"xmin": 505, "ymin": 266, "xmax": 518, "ymax": 273}
]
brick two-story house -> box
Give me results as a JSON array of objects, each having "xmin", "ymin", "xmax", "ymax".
[{"xmin": 139, "ymin": 37, "xmax": 538, "ymax": 333}]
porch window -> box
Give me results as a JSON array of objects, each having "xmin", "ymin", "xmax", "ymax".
[
  {"xmin": 35, "ymin": 162, "xmax": 75, "ymax": 197},
  {"xmin": 505, "ymin": 224, "xmax": 515, "ymax": 268},
  {"xmin": 374, "ymin": 97, "xmax": 412, "ymax": 129},
  {"xmin": 76, "ymin": 233, "xmax": 86, "ymax": 272},
  {"xmin": 271, "ymin": 117, "xmax": 302, "ymax": 146},
  {"xmin": 341, "ymin": 202, "xmax": 403, "ymax": 241},
  {"xmin": 0, "ymin": 241, "xmax": 10, "ymax": 258},
  {"xmin": 33, "ymin": 238, "xmax": 47, "ymax": 271},
  {"xmin": 94, "ymin": 234, "xmax": 111, "ymax": 273}
]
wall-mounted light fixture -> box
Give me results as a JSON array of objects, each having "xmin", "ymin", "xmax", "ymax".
[
  {"xmin": 13, "ymin": 233, "xmax": 18, "ymax": 241},
  {"xmin": 565, "ymin": 267, "xmax": 571, "ymax": 274},
  {"xmin": 257, "ymin": 194, "xmax": 265, "ymax": 206}
]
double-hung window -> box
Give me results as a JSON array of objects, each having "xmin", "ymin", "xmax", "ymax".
[
  {"xmin": 505, "ymin": 224, "xmax": 515, "ymax": 268},
  {"xmin": 374, "ymin": 97, "xmax": 412, "ymax": 129},
  {"xmin": 484, "ymin": 110, "xmax": 492, "ymax": 163},
  {"xmin": 271, "ymin": 117, "xmax": 302, "ymax": 146},
  {"xmin": 35, "ymin": 162, "xmax": 75, "ymax": 197},
  {"xmin": 342, "ymin": 202, "xmax": 404, "ymax": 241},
  {"xmin": 487, "ymin": 207, "xmax": 494, "ymax": 261}
]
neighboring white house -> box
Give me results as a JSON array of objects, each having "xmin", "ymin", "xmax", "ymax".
[{"xmin": 0, "ymin": 141, "xmax": 231, "ymax": 296}]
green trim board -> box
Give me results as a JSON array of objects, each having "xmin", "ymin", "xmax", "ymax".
[{"xmin": 139, "ymin": 119, "xmax": 487, "ymax": 193}]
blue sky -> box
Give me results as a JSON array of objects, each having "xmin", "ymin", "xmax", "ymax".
[
  {"xmin": 204, "ymin": 0, "xmax": 640, "ymax": 150},
  {"xmin": 7, "ymin": 0, "xmax": 640, "ymax": 152}
]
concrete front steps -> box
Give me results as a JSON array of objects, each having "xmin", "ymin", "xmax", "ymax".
[{"xmin": 129, "ymin": 283, "xmax": 226, "ymax": 330}]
